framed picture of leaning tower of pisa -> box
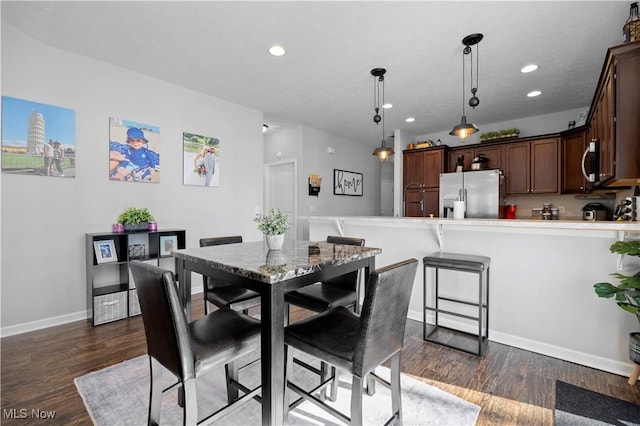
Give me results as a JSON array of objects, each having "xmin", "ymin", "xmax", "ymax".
[{"xmin": 1, "ymin": 96, "xmax": 76, "ymax": 178}]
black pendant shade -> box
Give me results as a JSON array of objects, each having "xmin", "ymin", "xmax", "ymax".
[
  {"xmin": 449, "ymin": 115, "xmax": 479, "ymax": 142},
  {"xmin": 372, "ymin": 140, "xmax": 394, "ymax": 162}
]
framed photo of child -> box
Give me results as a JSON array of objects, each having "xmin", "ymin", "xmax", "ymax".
[
  {"xmin": 109, "ymin": 117, "xmax": 160, "ymax": 183},
  {"xmin": 93, "ymin": 240, "xmax": 117, "ymax": 264},
  {"xmin": 160, "ymin": 235, "xmax": 178, "ymax": 256}
]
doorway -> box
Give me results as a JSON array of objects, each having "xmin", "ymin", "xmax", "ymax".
[
  {"xmin": 264, "ymin": 160, "xmax": 297, "ymax": 240},
  {"xmin": 381, "ymin": 178, "xmax": 394, "ymax": 216}
]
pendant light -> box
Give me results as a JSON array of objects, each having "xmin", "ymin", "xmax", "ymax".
[
  {"xmin": 449, "ymin": 33, "xmax": 483, "ymax": 142},
  {"xmin": 371, "ymin": 68, "xmax": 394, "ymax": 162}
]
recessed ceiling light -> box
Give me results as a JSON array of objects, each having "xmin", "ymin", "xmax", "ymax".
[
  {"xmin": 382, "ymin": 103, "xmax": 393, "ymax": 109},
  {"xmin": 527, "ymin": 90, "xmax": 542, "ymax": 97},
  {"xmin": 263, "ymin": 124, "xmax": 269, "ymax": 133},
  {"xmin": 521, "ymin": 64, "xmax": 539, "ymax": 73},
  {"xmin": 405, "ymin": 117, "xmax": 415, "ymax": 123},
  {"xmin": 268, "ymin": 45, "xmax": 285, "ymax": 57}
]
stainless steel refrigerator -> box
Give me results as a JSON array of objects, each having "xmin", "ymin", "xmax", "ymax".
[{"xmin": 439, "ymin": 170, "xmax": 505, "ymax": 218}]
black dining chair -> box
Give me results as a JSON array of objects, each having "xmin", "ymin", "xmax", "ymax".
[
  {"xmin": 129, "ymin": 260, "xmax": 261, "ymax": 425},
  {"xmin": 285, "ymin": 235, "xmax": 365, "ymax": 321},
  {"xmin": 199, "ymin": 236, "xmax": 261, "ymax": 315},
  {"xmin": 283, "ymin": 258, "xmax": 418, "ymax": 425},
  {"xmin": 284, "ymin": 236, "xmax": 366, "ymax": 399}
]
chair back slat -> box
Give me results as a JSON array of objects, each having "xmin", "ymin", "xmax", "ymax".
[
  {"xmin": 353, "ymin": 258, "xmax": 418, "ymax": 376},
  {"xmin": 130, "ymin": 261, "xmax": 194, "ymax": 380},
  {"xmin": 324, "ymin": 236, "xmax": 365, "ymax": 290},
  {"xmin": 199, "ymin": 236, "xmax": 243, "ymax": 290},
  {"xmin": 199, "ymin": 236, "xmax": 243, "ymax": 247}
]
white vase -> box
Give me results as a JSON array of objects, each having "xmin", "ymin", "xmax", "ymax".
[
  {"xmin": 265, "ymin": 234, "xmax": 284, "ymax": 250},
  {"xmin": 266, "ymin": 249, "xmax": 286, "ymax": 266}
]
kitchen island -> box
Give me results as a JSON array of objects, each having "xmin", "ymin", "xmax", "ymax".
[{"xmin": 308, "ymin": 215, "xmax": 640, "ymax": 376}]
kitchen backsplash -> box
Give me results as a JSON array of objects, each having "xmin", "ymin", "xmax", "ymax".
[{"xmin": 506, "ymin": 189, "xmax": 636, "ymax": 220}]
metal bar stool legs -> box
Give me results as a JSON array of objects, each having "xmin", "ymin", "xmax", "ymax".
[{"xmin": 423, "ymin": 252, "xmax": 490, "ymax": 356}]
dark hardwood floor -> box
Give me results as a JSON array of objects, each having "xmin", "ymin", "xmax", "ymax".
[{"xmin": 2, "ymin": 296, "xmax": 639, "ymax": 425}]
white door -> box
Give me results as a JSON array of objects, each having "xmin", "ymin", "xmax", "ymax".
[
  {"xmin": 381, "ymin": 179, "xmax": 394, "ymax": 216},
  {"xmin": 264, "ymin": 160, "xmax": 297, "ymax": 240}
]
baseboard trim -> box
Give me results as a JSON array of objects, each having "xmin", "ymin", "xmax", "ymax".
[
  {"xmin": 406, "ymin": 309, "xmax": 633, "ymax": 377},
  {"xmin": 1, "ymin": 310, "xmax": 88, "ymax": 338},
  {"xmin": 1, "ymin": 292, "xmax": 208, "ymax": 338},
  {"xmin": 3, "ymin": 306, "xmax": 635, "ymax": 377}
]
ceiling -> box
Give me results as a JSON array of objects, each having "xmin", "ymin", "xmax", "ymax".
[{"xmin": 1, "ymin": 1, "xmax": 628, "ymax": 147}]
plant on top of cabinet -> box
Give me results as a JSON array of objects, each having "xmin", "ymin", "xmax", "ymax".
[
  {"xmin": 593, "ymin": 240, "xmax": 640, "ymax": 381},
  {"xmin": 480, "ymin": 128, "xmax": 520, "ymax": 142},
  {"xmin": 117, "ymin": 207, "xmax": 155, "ymax": 231}
]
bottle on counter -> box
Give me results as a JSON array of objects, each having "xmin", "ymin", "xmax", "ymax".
[
  {"xmin": 624, "ymin": 2, "xmax": 640, "ymax": 43},
  {"xmin": 542, "ymin": 203, "xmax": 552, "ymax": 220}
]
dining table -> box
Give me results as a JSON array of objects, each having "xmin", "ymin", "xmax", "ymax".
[{"xmin": 172, "ymin": 239, "xmax": 381, "ymax": 425}]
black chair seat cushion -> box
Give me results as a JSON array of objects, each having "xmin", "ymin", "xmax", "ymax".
[
  {"xmin": 285, "ymin": 306, "xmax": 359, "ymax": 372},
  {"xmin": 190, "ymin": 308, "xmax": 261, "ymax": 376},
  {"xmin": 204, "ymin": 286, "xmax": 261, "ymax": 307},
  {"xmin": 284, "ymin": 283, "xmax": 357, "ymax": 313}
]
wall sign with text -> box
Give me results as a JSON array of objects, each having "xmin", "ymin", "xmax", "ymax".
[{"xmin": 333, "ymin": 169, "xmax": 363, "ymax": 196}]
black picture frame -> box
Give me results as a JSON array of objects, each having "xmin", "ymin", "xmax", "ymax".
[{"xmin": 333, "ymin": 169, "xmax": 363, "ymax": 196}]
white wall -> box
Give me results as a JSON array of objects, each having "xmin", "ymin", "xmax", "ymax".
[
  {"xmin": 1, "ymin": 24, "xmax": 265, "ymax": 333},
  {"xmin": 265, "ymin": 125, "xmax": 381, "ymax": 239}
]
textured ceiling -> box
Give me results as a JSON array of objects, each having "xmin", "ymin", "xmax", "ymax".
[{"xmin": 1, "ymin": 1, "xmax": 629, "ymax": 146}]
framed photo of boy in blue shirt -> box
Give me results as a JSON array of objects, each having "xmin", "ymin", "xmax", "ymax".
[{"xmin": 109, "ymin": 118, "xmax": 160, "ymax": 183}]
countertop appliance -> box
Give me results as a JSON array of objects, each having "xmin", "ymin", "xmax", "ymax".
[
  {"xmin": 439, "ymin": 170, "xmax": 505, "ymax": 218},
  {"xmin": 582, "ymin": 202, "xmax": 611, "ymax": 221},
  {"xmin": 471, "ymin": 154, "xmax": 489, "ymax": 170}
]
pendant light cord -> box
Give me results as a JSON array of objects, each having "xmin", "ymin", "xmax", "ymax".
[
  {"xmin": 381, "ymin": 76, "xmax": 385, "ymax": 144},
  {"xmin": 461, "ymin": 48, "xmax": 466, "ymax": 117}
]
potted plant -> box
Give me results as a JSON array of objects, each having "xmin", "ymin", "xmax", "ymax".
[
  {"xmin": 117, "ymin": 207, "xmax": 155, "ymax": 231},
  {"xmin": 254, "ymin": 208, "xmax": 289, "ymax": 250},
  {"xmin": 593, "ymin": 240, "xmax": 640, "ymax": 366}
]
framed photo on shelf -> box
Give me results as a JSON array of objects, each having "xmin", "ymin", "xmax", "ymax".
[
  {"xmin": 160, "ymin": 235, "xmax": 178, "ymax": 256},
  {"xmin": 93, "ymin": 240, "xmax": 117, "ymax": 264}
]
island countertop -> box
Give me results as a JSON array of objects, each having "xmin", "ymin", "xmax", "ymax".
[{"xmin": 309, "ymin": 215, "xmax": 640, "ymax": 233}]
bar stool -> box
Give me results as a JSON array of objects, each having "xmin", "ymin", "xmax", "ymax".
[{"xmin": 423, "ymin": 252, "xmax": 490, "ymax": 356}]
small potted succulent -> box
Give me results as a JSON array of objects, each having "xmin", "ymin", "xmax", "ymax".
[
  {"xmin": 593, "ymin": 240, "xmax": 640, "ymax": 366},
  {"xmin": 254, "ymin": 208, "xmax": 289, "ymax": 250},
  {"xmin": 117, "ymin": 207, "xmax": 155, "ymax": 231}
]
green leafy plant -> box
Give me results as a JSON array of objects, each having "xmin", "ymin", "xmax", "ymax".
[
  {"xmin": 254, "ymin": 208, "xmax": 289, "ymax": 235},
  {"xmin": 117, "ymin": 207, "xmax": 155, "ymax": 225},
  {"xmin": 594, "ymin": 240, "xmax": 640, "ymax": 324},
  {"xmin": 480, "ymin": 128, "xmax": 520, "ymax": 140}
]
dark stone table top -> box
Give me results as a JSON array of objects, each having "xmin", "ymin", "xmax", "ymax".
[{"xmin": 172, "ymin": 240, "xmax": 381, "ymax": 284}]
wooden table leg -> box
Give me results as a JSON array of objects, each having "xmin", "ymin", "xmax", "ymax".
[{"xmin": 629, "ymin": 364, "xmax": 640, "ymax": 386}]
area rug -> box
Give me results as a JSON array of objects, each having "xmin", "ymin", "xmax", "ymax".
[
  {"xmin": 74, "ymin": 354, "xmax": 480, "ymax": 425},
  {"xmin": 555, "ymin": 380, "xmax": 640, "ymax": 426}
]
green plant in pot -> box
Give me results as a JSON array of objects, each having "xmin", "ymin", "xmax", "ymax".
[
  {"xmin": 117, "ymin": 207, "xmax": 155, "ymax": 231},
  {"xmin": 593, "ymin": 240, "xmax": 640, "ymax": 370},
  {"xmin": 254, "ymin": 208, "xmax": 289, "ymax": 250}
]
